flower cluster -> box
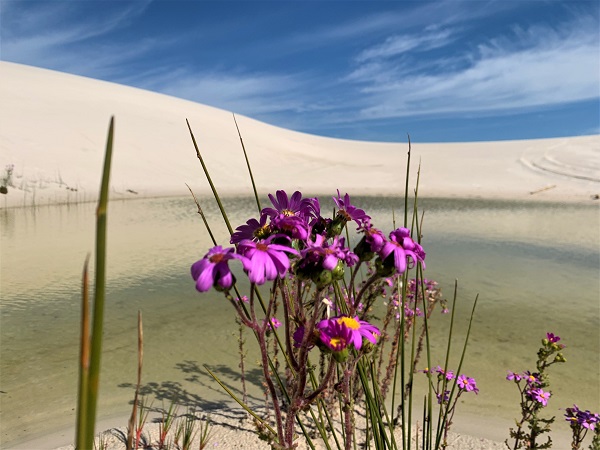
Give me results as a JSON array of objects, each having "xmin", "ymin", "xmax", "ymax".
[
  {"xmin": 506, "ymin": 370, "xmax": 552, "ymax": 406},
  {"xmin": 423, "ymin": 365, "xmax": 479, "ymax": 404},
  {"xmin": 384, "ymin": 277, "xmax": 448, "ymax": 321},
  {"xmin": 565, "ymin": 405, "xmax": 599, "ymax": 431},
  {"xmin": 506, "ymin": 332, "xmax": 568, "ymax": 450},
  {"xmin": 189, "ymin": 190, "xmax": 430, "ymax": 449},
  {"xmin": 191, "ymin": 190, "xmax": 425, "ymax": 293}
]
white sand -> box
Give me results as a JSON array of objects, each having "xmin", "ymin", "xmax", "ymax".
[
  {"xmin": 1, "ymin": 61, "xmax": 597, "ymax": 449},
  {"xmin": 0, "ymin": 61, "xmax": 598, "ymax": 211}
]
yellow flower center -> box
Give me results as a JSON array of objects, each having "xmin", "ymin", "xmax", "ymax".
[
  {"xmin": 253, "ymin": 225, "xmax": 270, "ymax": 240},
  {"xmin": 329, "ymin": 337, "xmax": 347, "ymax": 349},
  {"xmin": 337, "ymin": 316, "xmax": 360, "ymax": 330}
]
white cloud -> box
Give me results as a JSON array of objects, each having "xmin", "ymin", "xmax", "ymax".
[
  {"xmin": 355, "ymin": 28, "xmax": 456, "ymax": 62},
  {"xmin": 0, "ymin": 1, "xmax": 154, "ymax": 75},
  {"xmin": 347, "ymin": 14, "xmax": 600, "ymax": 119}
]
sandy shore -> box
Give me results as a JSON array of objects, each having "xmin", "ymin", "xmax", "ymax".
[
  {"xmin": 13, "ymin": 407, "xmax": 509, "ymax": 450},
  {"xmin": 0, "ymin": 62, "xmax": 596, "ymax": 449}
]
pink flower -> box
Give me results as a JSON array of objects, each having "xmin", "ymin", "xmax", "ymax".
[
  {"xmin": 237, "ymin": 236, "xmax": 299, "ymax": 285},
  {"xmin": 530, "ymin": 388, "xmax": 551, "ymax": 406},
  {"xmin": 191, "ymin": 246, "xmax": 247, "ymax": 292}
]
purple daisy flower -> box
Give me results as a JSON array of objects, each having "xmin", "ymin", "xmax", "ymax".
[
  {"xmin": 262, "ymin": 190, "xmax": 316, "ymax": 220},
  {"xmin": 230, "ymin": 213, "xmax": 271, "ymax": 244},
  {"xmin": 271, "ymin": 214, "xmax": 309, "ymax": 241},
  {"xmin": 333, "ymin": 190, "xmax": 370, "ymax": 226},
  {"xmin": 319, "ymin": 315, "xmax": 380, "ymax": 350},
  {"xmin": 237, "ymin": 235, "xmax": 299, "ymax": 285},
  {"xmin": 318, "ymin": 319, "xmax": 353, "ymax": 352},
  {"xmin": 457, "ymin": 374, "xmax": 479, "ymax": 393},
  {"xmin": 378, "ymin": 227, "xmax": 425, "ymax": 273},
  {"xmin": 302, "ymin": 234, "xmax": 349, "ymax": 271},
  {"xmin": 506, "ymin": 371, "xmax": 522, "ymax": 382},
  {"xmin": 264, "ymin": 317, "xmax": 282, "ymax": 331},
  {"xmin": 529, "ymin": 388, "xmax": 551, "ymax": 406},
  {"xmin": 191, "ymin": 245, "xmax": 247, "ymax": 292}
]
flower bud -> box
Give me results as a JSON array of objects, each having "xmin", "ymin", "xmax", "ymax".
[
  {"xmin": 554, "ymin": 353, "xmax": 566, "ymax": 363},
  {"xmin": 332, "ymin": 260, "xmax": 345, "ymax": 280},
  {"xmin": 353, "ymin": 236, "xmax": 375, "ymax": 262},
  {"xmin": 312, "ymin": 269, "xmax": 333, "ymax": 289},
  {"xmin": 375, "ymin": 256, "xmax": 395, "ymax": 277}
]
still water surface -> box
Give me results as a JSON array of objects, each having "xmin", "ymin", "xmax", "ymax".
[{"xmin": 1, "ymin": 196, "xmax": 598, "ymax": 447}]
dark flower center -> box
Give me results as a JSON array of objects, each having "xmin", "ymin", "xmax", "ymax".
[
  {"xmin": 209, "ymin": 253, "xmax": 225, "ymax": 263},
  {"xmin": 256, "ymin": 243, "xmax": 269, "ymax": 251}
]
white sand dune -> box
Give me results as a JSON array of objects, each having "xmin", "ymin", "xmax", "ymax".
[{"xmin": 1, "ymin": 61, "xmax": 598, "ymax": 210}]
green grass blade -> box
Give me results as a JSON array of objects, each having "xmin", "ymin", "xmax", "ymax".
[
  {"xmin": 84, "ymin": 117, "xmax": 114, "ymax": 447},
  {"xmin": 233, "ymin": 114, "xmax": 262, "ymax": 213},
  {"xmin": 186, "ymin": 119, "xmax": 233, "ymax": 234},
  {"xmin": 203, "ymin": 364, "xmax": 277, "ymax": 437},
  {"xmin": 75, "ymin": 255, "xmax": 91, "ymax": 449}
]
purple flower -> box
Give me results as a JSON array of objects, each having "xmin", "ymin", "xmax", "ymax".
[
  {"xmin": 319, "ymin": 315, "xmax": 380, "ymax": 350},
  {"xmin": 271, "ymin": 214, "xmax": 309, "ymax": 240},
  {"xmin": 565, "ymin": 405, "xmax": 599, "ymax": 431},
  {"xmin": 191, "ymin": 246, "xmax": 247, "ymax": 292},
  {"xmin": 293, "ymin": 326, "xmax": 310, "ymax": 348},
  {"xmin": 318, "ymin": 320, "xmax": 353, "ymax": 352},
  {"xmin": 436, "ymin": 390, "xmax": 450, "ymax": 404},
  {"xmin": 427, "ymin": 366, "xmax": 455, "ymax": 381},
  {"xmin": 529, "ymin": 388, "xmax": 551, "ymax": 406},
  {"xmin": 523, "ymin": 371, "xmax": 540, "ymax": 386},
  {"xmin": 546, "ymin": 332, "xmax": 560, "ymax": 343},
  {"xmin": 506, "ymin": 371, "xmax": 522, "ymax": 382},
  {"xmin": 457, "ymin": 375, "xmax": 479, "ymax": 394},
  {"xmin": 238, "ymin": 236, "xmax": 299, "ymax": 285},
  {"xmin": 230, "ymin": 213, "xmax": 271, "ymax": 244},
  {"xmin": 332, "ymin": 190, "xmax": 370, "ymax": 226},
  {"xmin": 302, "ymin": 234, "xmax": 352, "ymax": 271},
  {"xmin": 264, "ymin": 317, "xmax": 282, "ymax": 331},
  {"xmin": 262, "ymin": 190, "xmax": 316, "ymax": 220},
  {"xmin": 378, "ymin": 228, "xmax": 424, "ymax": 273}
]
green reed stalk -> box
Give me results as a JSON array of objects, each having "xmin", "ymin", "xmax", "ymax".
[
  {"xmin": 434, "ymin": 293, "xmax": 478, "ymax": 449},
  {"xmin": 76, "ymin": 117, "xmax": 114, "ymax": 449},
  {"xmin": 433, "ymin": 282, "xmax": 458, "ymax": 446},
  {"xmin": 126, "ymin": 311, "xmax": 143, "ymax": 450},
  {"xmin": 187, "ymin": 119, "xmax": 234, "ymax": 234},
  {"xmin": 233, "ymin": 114, "xmax": 262, "ymax": 212},
  {"xmin": 76, "ymin": 256, "xmax": 91, "ymax": 449}
]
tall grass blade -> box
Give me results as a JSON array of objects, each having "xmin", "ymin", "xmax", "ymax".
[
  {"xmin": 84, "ymin": 116, "xmax": 114, "ymax": 447},
  {"xmin": 233, "ymin": 114, "xmax": 262, "ymax": 212},
  {"xmin": 75, "ymin": 256, "xmax": 91, "ymax": 449},
  {"xmin": 186, "ymin": 119, "xmax": 233, "ymax": 234},
  {"xmin": 127, "ymin": 311, "xmax": 144, "ymax": 450}
]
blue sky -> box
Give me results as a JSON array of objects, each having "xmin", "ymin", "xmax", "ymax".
[{"xmin": 1, "ymin": 0, "xmax": 598, "ymax": 142}]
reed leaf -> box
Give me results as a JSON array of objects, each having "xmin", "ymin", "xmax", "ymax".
[{"xmin": 76, "ymin": 117, "xmax": 114, "ymax": 449}]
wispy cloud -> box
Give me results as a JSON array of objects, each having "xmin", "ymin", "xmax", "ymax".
[
  {"xmin": 355, "ymin": 28, "xmax": 457, "ymax": 62},
  {"xmin": 0, "ymin": 1, "xmax": 154, "ymax": 76},
  {"xmin": 346, "ymin": 13, "xmax": 600, "ymax": 120}
]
